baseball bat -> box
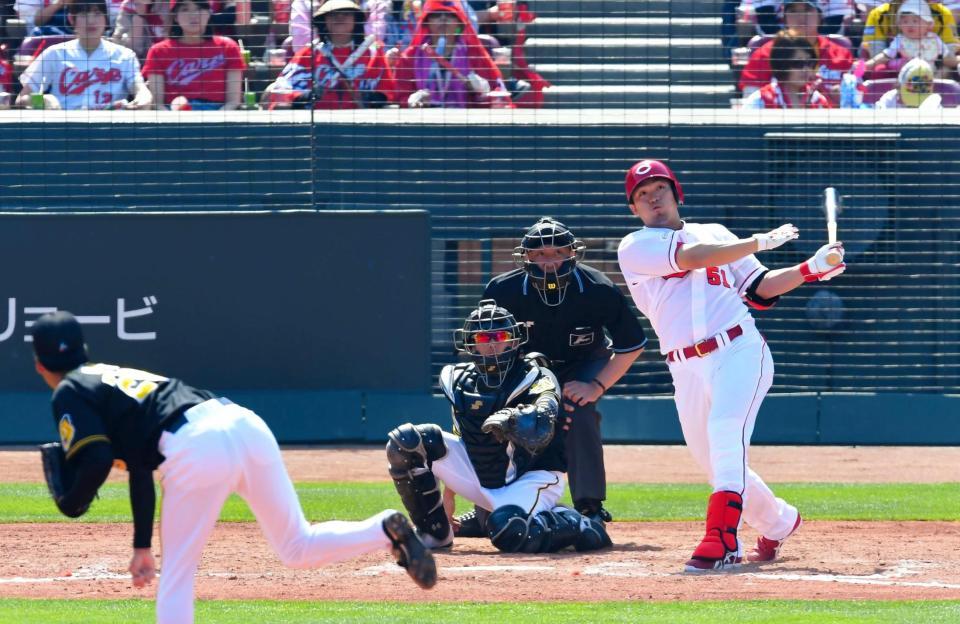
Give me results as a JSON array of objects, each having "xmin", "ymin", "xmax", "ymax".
[{"xmin": 823, "ymin": 187, "xmax": 842, "ymax": 266}]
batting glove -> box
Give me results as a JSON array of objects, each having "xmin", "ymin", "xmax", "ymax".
[
  {"xmin": 800, "ymin": 242, "xmax": 846, "ymax": 282},
  {"xmin": 753, "ymin": 224, "xmax": 799, "ymax": 251}
]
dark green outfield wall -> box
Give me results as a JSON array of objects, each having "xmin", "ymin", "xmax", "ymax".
[{"xmin": 0, "ymin": 112, "xmax": 956, "ymax": 444}]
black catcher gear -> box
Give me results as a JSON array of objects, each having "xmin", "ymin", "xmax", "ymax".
[
  {"xmin": 386, "ymin": 423, "xmax": 452, "ymax": 545},
  {"xmin": 486, "ymin": 505, "xmax": 612, "ymax": 553},
  {"xmin": 480, "ymin": 392, "xmax": 557, "ymax": 456},
  {"xmin": 454, "ymin": 300, "xmax": 528, "ymax": 389},
  {"xmin": 513, "ymin": 217, "xmax": 586, "ymax": 306}
]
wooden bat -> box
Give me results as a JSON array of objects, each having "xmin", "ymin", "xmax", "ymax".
[{"xmin": 823, "ymin": 187, "xmax": 842, "ymax": 266}]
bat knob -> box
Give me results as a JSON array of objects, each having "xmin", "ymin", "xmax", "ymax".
[{"xmin": 825, "ymin": 251, "xmax": 842, "ymax": 266}]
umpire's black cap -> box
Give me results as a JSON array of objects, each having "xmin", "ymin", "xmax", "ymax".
[{"xmin": 32, "ymin": 311, "xmax": 89, "ymax": 372}]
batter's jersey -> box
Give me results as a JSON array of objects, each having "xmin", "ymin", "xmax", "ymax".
[
  {"xmin": 617, "ymin": 223, "xmax": 767, "ymax": 354},
  {"xmin": 20, "ymin": 38, "xmax": 144, "ymax": 110},
  {"xmin": 51, "ymin": 363, "xmax": 216, "ymax": 471},
  {"xmin": 440, "ymin": 355, "xmax": 564, "ymax": 489},
  {"xmin": 483, "ymin": 265, "xmax": 647, "ymax": 367}
]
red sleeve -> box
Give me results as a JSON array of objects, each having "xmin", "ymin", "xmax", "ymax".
[
  {"xmin": 738, "ymin": 43, "xmax": 772, "ymax": 92},
  {"xmin": 393, "ymin": 53, "xmax": 418, "ymax": 106},
  {"xmin": 825, "ymin": 41, "xmax": 854, "ymax": 72},
  {"xmin": 142, "ymin": 41, "xmax": 169, "ymax": 78},
  {"xmin": 372, "ymin": 48, "xmax": 396, "ymax": 102},
  {"xmin": 218, "ymin": 37, "xmax": 246, "ymax": 71}
]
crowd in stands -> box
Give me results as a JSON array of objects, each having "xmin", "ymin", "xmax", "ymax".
[
  {"xmin": 0, "ymin": 0, "xmax": 543, "ymax": 109},
  {"xmin": 733, "ymin": 0, "xmax": 960, "ymax": 108},
  {"xmin": 1, "ymin": 0, "xmax": 958, "ymax": 110}
]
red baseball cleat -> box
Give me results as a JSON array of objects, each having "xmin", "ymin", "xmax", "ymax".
[{"xmin": 747, "ymin": 512, "xmax": 803, "ymax": 563}]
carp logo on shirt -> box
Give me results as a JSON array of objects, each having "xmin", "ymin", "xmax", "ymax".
[
  {"xmin": 59, "ymin": 67, "xmax": 123, "ymax": 95},
  {"xmin": 166, "ymin": 54, "xmax": 227, "ymax": 87},
  {"xmin": 59, "ymin": 414, "xmax": 76, "ymax": 452}
]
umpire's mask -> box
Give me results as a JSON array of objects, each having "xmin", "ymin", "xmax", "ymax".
[
  {"xmin": 454, "ymin": 300, "xmax": 528, "ymax": 388},
  {"xmin": 513, "ymin": 217, "xmax": 586, "ymax": 307}
]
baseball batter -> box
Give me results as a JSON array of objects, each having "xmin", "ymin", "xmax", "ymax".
[
  {"xmin": 386, "ymin": 300, "xmax": 611, "ymax": 553},
  {"xmin": 31, "ymin": 311, "xmax": 436, "ymax": 624},
  {"xmin": 617, "ymin": 160, "xmax": 846, "ymax": 572}
]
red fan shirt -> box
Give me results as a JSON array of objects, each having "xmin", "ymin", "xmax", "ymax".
[
  {"xmin": 142, "ymin": 36, "xmax": 245, "ymax": 104},
  {"xmin": 739, "ymin": 35, "xmax": 853, "ymax": 93}
]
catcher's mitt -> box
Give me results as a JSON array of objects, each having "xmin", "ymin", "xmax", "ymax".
[{"xmin": 481, "ymin": 404, "xmax": 554, "ymax": 455}]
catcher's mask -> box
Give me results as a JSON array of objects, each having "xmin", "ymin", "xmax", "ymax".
[
  {"xmin": 513, "ymin": 217, "xmax": 586, "ymax": 307},
  {"xmin": 454, "ymin": 299, "xmax": 528, "ymax": 388}
]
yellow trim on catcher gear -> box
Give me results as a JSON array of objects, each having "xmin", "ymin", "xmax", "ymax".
[{"xmin": 65, "ymin": 435, "xmax": 111, "ymax": 460}]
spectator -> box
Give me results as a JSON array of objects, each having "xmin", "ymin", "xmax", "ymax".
[
  {"xmin": 16, "ymin": 0, "xmax": 153, "ymax": 109},
  {"xmin": 14, "ymin": 0, "xmax": 72, "ymax": 36},
  {"xmin": 875, "ymin": 56, "xmax": 944, "ymax": 106},
  {"xmin": 0, "ymin": 45, "xmax": 12, "ymax": 97},
  {"xmin": 394, "ymin": 0, "xmax": 509, "ymax": 108},
  {"xmin": 864, "ymin": 0, "xmax": 957, "ymax": 76},
  {"xmin": 290, "ymin": 0, "xmax": 434, "ymax": 51},
  {"xmin": 742, "ymin": 30, "xmax": 834, "ymax": 107},
  {"xmin": 207, "ymin": 0, "xmax": 249, "ymax": 37},
  {"xmin": 862, "ymin": 0, "xmax": 957, "ymax": 62},
  {"xmin": 112, "ymin": 0, "xmax": 167, "ymax": 57},
  {"xmin": 142, "ymin": 0, "xmax": 245, "ymax": 110},
  {"xmin": 263, "ymin": 0, "xmax": 395, "ymax": 108},
  {"xmin": 751, "ymin": 0, "xmax": 784, "ymax": 35},
  {"xmin": 739, "ymin": 0, "xmax": 853, "ymax": 100}
]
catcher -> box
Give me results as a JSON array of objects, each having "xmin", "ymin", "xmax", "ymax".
[
  {"xmin": 386, "ymin": 299, "xmax": 612, "ymax": 553},
  {"xmin": 32, "ymin": 311, "xmax": 436, "ymax": 624}
]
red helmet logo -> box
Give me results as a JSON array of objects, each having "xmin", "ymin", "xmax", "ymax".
[{"xmin": 625, "ymin": 159, "xmax": 684, "ymax": 205}]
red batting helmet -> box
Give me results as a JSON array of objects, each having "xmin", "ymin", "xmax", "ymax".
[{"xmin": 625, "ymin": 159, "xmax": 684, "ymax": 205}]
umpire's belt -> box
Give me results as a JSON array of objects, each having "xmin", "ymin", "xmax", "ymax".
[
  {"xmin": 163, "ymin": 397, "xmax": 234, "ymax": 434},
  {"xmin": 666, "ymin": 324, "xmax": 744, "ymax": 364}
]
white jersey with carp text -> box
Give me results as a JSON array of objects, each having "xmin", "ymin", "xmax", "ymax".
[
  {"xmin": 20, "ymin": 38, "xmax": 144, "ymax": 110},
  {"xmin": 617, "ymin": 222, "xmax": 767, "ymax": 354}
]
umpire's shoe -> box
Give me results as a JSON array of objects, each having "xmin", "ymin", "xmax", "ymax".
[{"xmin": 383, "ymin": 512, "xmax": 438, "ymax": 589}]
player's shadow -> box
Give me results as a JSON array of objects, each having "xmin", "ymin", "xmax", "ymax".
[{"xmin": 439, "ymin": 539, "xmax": 663, "ymax": 556}]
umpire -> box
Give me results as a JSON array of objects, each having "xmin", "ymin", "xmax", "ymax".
[{"xmin": 482, "ymin": 217, "xmax": 646, "ymax": 523}]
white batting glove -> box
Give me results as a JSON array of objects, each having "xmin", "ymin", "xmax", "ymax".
[
  {"xmin": 467, "ymin": 71, "xmax": 490, "ymax": 94},
  {"xmin": 408, "ymin": 89, "xmax": 431, "ymax": 108},
  {"xmin": 753, "ymin": 224, "xmax": 799, "ymax": 251},
  {"xmin": 800, "ymin": 242, "xmax": 846, "ymax": 282}
]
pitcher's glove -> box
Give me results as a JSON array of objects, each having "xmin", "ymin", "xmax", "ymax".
[
  {"xmin": 481, "ymin": 404, "xmax": 554, "ymax": 455},
  {"xmin": 39, "ymin": 442, "xmax": 88, "ymax": 517}
]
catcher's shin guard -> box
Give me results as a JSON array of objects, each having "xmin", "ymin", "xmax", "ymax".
[
  {"xmin": 386, "ymin": 423, "xmax": 452, "ymax": 545},
  {"xmin": 684, "ymin": 490, "xmax": 743, "ymax": 572},
  {"xmin": 487, "ymin": 506, "xmax": 611, "ymax": 553}
]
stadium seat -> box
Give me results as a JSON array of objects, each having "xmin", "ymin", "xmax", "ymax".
[{"xmin": 16, "ymin": 35, "xmax": 71, "ymax": 61}]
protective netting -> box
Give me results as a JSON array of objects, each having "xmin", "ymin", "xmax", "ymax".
[{"xmin": 1, "ymin": 0, "xmax": 958, "ymax": 394}]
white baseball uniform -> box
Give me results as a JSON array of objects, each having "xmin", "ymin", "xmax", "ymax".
[
  {"xmin": 20, "ymin": 38, "xmax": 144, "ymax": 109},
  {"xmin": 617, "ymin": 222, "xmax": 800, "ymax": 542},
  {"xmin": 156, "ymin": 398, "xmax": 396, "ymax": 624}
]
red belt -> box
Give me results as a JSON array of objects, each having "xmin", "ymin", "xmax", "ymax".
[{"xmin": 667, "ymin": 325, "xmax": 744, "ymax": 363}]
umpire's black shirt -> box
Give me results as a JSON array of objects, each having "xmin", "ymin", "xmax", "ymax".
[{"xmin": 484, "ymin": 265, "xmax": 647, "ymax": 369}]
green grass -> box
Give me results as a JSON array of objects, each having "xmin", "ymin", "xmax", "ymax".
[
  {"xmin": 0, "ymin": 482, "xmax": 957, "ymax": 523},
  {"xmin": 1, "ymin": 600, "xmax": 959, "ymax": 623}
]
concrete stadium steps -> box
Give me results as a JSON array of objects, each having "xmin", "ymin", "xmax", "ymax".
[
  {"xmin": 540, "ymin": 84, "xmax": 736, "ymax": 108},
  {"xmin": 524, "ymin": 37, "xmax": 727, "ymax": 65},
  {"xmin": 533, "ymin": 63, "xmax": 734, "ymax": 87},
  {"xmin": 531, "ymin": 0, "xmax": 726, "ymax": 19},
  {"xmin": 527, "ymin": 17, "xmax": 722, "ymax": 39}
]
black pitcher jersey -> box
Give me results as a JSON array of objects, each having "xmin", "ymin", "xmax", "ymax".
[
  {"xmin": 52, "ymin": 363, "xmax": 216, "ymax": 471},
  {"xmin": 483, "ymin": 265, "xmax": 647, "ymax": 366}
]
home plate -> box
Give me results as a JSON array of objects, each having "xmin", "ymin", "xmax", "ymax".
[{"xmin": 357, "ymin": 563, "xmax": 554, "ymax": 577}]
